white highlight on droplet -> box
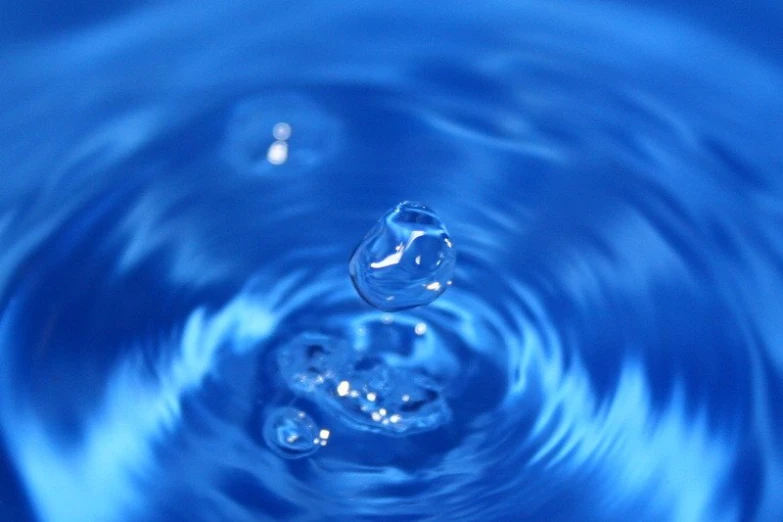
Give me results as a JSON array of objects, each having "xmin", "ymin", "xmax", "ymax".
[
  {"xmin": 367, "ymin": 392, "xmax": 377, "ymax": 402},
  {"xmin": 405, "ymin": 230, "xmax": 426, "ymax": 248},
  {"xmin": 267, "ymin": 140, "xmax": 288, "ymax": 164},
  {"xmin": 336, "ymin": 380, "xmax": 350, "ymax": 397},
  {"xmin": 414, "ymin": 322, "xmax": 427, "ymax": 335},
  {"xmin": 370, "ymin": 249, "xmax": 404, "ymax": 269},
  {"xmin": 319, "ymin": 429, "xmax": 330, "ymax": 440}
]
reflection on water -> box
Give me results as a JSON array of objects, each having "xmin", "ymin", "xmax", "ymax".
[{"xmin": 1, "ymin": 1, "xmax": 782, "ymax": 521}]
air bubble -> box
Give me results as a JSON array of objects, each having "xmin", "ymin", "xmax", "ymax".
[
  {"xmin": 349, "ymin": 201, "xmax": 456, "ymax": 311},
  {"xmin": 262, "ymin": 407, "xmax": 321, "ymax": 459}
]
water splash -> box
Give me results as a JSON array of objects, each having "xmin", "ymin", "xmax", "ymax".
[{"xmin": 276, "ymin": 331, "xmax": 452, "ymax": 436}]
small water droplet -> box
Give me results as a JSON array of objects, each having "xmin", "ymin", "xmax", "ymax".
[
  {"xmin": 272, "ymin": 122, "xmax": 292, "ymax": 141},
  {"xmin": 263, "ymin": 407, "xmax": 321, "ymax": 459},
  {"xmin": 349, "ymin": 201, "xmax": 456, "ymax": 311},
  {"xmin": 266, "ymin": 140, "xmax": 288, "ymax": 165},
  {"xmin": 223, "ymin": 94, "xmax": 338, "ymax": 175}
]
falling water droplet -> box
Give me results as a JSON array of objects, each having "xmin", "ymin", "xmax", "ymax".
[
  {"xmin": 349, "ymin": 201, "xmax": 456, "ymax": 311},
  {"xmin": 272, "ymin": 122, "xmax": 292, "ymax": 141},
  {"xmin": 262, "ymin": 407, "xmax": 322, "ymax": 459}
]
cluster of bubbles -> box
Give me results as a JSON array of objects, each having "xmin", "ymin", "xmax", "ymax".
[
  {"xmin": 275, "ymin": 332, "xmax": 451, "ymax": 436},
  {"xmin": 263, "ymin": 202, "xmax": 455, "ymax": 458}
]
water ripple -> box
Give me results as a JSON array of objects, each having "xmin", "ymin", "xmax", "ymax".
[{"xmin": 1, "ymin": 1, "xmax": 782, "ymax": 521}]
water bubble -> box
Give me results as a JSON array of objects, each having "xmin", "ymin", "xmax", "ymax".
[
  {"xmin": 262, "ymin": 407, "xmax": 321, "ymax": 459},
  {"xmin": 276, "ymin": 332, "xmax": 356, "ymax": 393},
  {"xmin": 349, "ymin": 201, "xmax": 456, "ymax": 311}
]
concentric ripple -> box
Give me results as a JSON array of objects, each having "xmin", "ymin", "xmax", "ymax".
[{"xmin": 1, "ymin": 1, "xmax": 783, "ymax": 522}]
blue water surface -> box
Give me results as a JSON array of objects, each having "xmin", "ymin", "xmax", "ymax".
[{"xmin": 1, "ymin": 1, "xmax": 783, "ymax": 521}]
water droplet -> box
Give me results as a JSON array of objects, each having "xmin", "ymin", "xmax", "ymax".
[
  {"xmin": 263, "ymin": 407, "xmax": 321, "ymax": 459},
  {"xmin": 349, "ymin": 201, "xmax": 456, "ymax": 311},
  {"xmin": 223, "ymin": 94, "xmax": 338, "ymax": 175},
  {"xmin": 272, "ymin": 122, "xmax": 292, "ymax": 141}
]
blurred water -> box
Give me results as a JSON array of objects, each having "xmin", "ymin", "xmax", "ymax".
[{"xmin": 1, "ymin": 1, "xmax": 782, "ymax": 521}]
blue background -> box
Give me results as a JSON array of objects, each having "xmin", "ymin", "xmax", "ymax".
[{"xmin": 1, "ymin": 1, "xmax": 782, "ymax": 521}]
